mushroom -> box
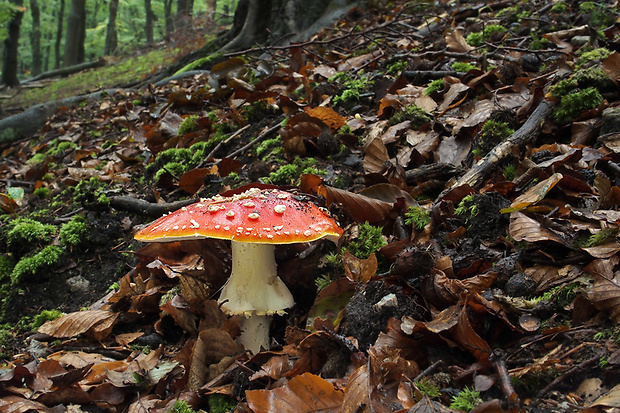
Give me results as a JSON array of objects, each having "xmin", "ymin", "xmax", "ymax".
[{"xmin": 134, "ymin": 187, "xmax": 342, "ymax": 353}]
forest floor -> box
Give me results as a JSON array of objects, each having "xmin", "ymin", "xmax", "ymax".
[{"xmin": 0, "ymin": 0, "xmax": 620, "ymax": 412}]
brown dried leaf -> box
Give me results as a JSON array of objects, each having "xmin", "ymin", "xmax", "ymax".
[
  {"xmin": 444, "ymin": 28, "xmax": 473, "ymax": 53},
  {"xmin": 508, "ymin": 212, "xmax": 567, "ymax": 245},
  {"xmin": 37, "ymin": 310, "xmax": 119, "ymax": 339},
  {"xmin": 591, "ymin": 383, "xmax": 620, "ymax": 409},
  {"xmin": 188, "ymin": 328, "xmax": 243, "ymax": 390},
  {"xmin": 408, "ymin": 396, "xmax": 461, "ymax": 412},
  {"xmin": 324, "ymin": 185, "xmax": 394, "ymax": 223},
  {"xmin": 363, "ymin": 138, "xmax": 390, "ymax": 174},
  {"xmin": 305, "ymin": 107, "xmax": 346, "ymax": 131},
  {"xmin": 586, "ymin": 256, "xmax": 620, "ymax": 323},
  {"xmin": 179, "ymin": 167, "xmax": 219, "ymax": 194},
  {"xmin": 0, "ymin": 396, "xmax": 51, "ymax": 412},
  {"xmin": 246, "ymin": 372, "xmax": 343, "ymax": 413},
  {"xmin": 343, "ymin": 251, "xmax": 377, "ymax": 283},
  {"xmin": 502, "ymin": 173, "xmax": 563, "ymax": 213}
]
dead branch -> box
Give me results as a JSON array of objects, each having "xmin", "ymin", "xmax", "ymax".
[
  {"xmin": 109, "ymin": 196, "xmax": 195, "ymax": 217},
  {"xmin": 445, "ymin": 99, "xmax": 554, "ymax": 193}
]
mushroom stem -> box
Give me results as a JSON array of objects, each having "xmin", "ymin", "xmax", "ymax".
[{"xmin": 218, "ymin": 241, "xmax": 294, "ymax": 353}]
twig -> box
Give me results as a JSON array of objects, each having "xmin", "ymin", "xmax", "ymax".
[
  {"xmin": 491, "ymin": 350, "xmax": 520, "ymax": 406},
  {"xmin": 223, "ymin": 118, "xmax": 284, "ymax": 161},
  {"xmin": 536, "ymin": 354, "xmax": 601, "ymax": 398},
  {"xmin": 109, "ymin": 196, "xmax": 195, "ymax": 217},
  {"xmin": 198, "ymin": 124, "xmax": 251, "ymax": 167}
]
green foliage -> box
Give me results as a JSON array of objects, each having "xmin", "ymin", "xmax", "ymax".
[
  {"xmin": 451, "ymin": 62, "xmax": 476, "ymax": 73},
  {"xmin": 450, "ymin": 387, "xmax": 482, "ymax": 412},
  {"xmin": 550, "ymin": 2, "xmax": 567, "ymax": 13},
  {"xmin": 11, "ymin": 245, "xmax": 64, "ymax": 284},
  {"xmin": 267, "ymin": 157, "xmax": 324, "ymax": 185},
  {"xmin": 26, "ymin": 153, "xmax": 46, "ymax": 166},
  {"xmin": 386, "ymin": 60, "xmax": 408, "ymax": 75},
  {"xmin": 208, "ymin": 393, "xmax": 237, "ymax": 413},
  {"xmin": 332, "ymin": 75, "xmax": 374, "ymax": 107},
  {"xmin": 483, "ymin": 25, "xmax": 507, "ymax": 41},
  {"xmin": 314, "ymin": 273, "xmax": 334, "ymax": 291},
  {"xmin": 33, "ymin": 187, "xmax": 50, "ymax": 198},
  {"xmin": 177, "ymin": 115, "xmax": 200, "ymax": 136},
  {"xmin": 466, "ymin": 32, "xmax": 483, "ymax": 47},
  {"xmin": 480, "ymin": 120, "xmax": 514, "ymax": 142},
  {"xmin": 256, "ymin": 136, "xmax": 282, "ymax": 158},
  {"xmin": 167, "ymin": 400, "xmax": 196, "ymax": 413},
  {"xmin": 59, "ymin": 215, "xmax": 89, "ymax": 247},
  {"xmin": 454, "ymin": 194, "xmax": 478, "ymax": 224},
  {"xmin": 72, "ymin": 177, "xmax": 110, "ymax": 208},
  {"xmin": 174, "ymin": 52, "xmax": 225, "ymax": 74},
  {"xmin": 404, "ymin": 207, "xmax": 431, "ymax": 230},
  {"xmin": 415, "ymin": 378, "xmax": 441, "ymax": 398},
  {"xmin": 242, "ymin": 100, "xmax": 277, "ymax": 122},
  {"xmin": 425, "ymin": 79, "xmax": 444, "ymax": 95},
  {"xmin": 576, "ymin": 228, "xmax": 619, "ymax": 248},
  {"xmin": 579, "ymin": 3, "xmax": 617, "ymax": 28},
  {"xmin": 538, "ymin": 282, "xmax": 580, "ymax": 307},
  {"xmin": 47, "ymin": 140, "xmax": 77, "ymax": 157},
  {"xmin": 30, "ymin": 309, "xmax": 64, "ymax": 330},
  {"xmin": 344, "ymin": 222, "xmax": 387, "ymax": 260},
  {"xmin": 6, "ymin": 218, "xmax": 56, "ymax": 252},
  {"xmin": 553, "ymin": 87, "xmax": 603, "ymax": 125},
  {"xmin": 503, "ymin": 164, "xmax": 517, "ymax": 181},
  {"xmin": 576, "ymin": 48, "xmax": 613, "ymax": 68},
  {"xmin": 389, "ymin": 105, "xmax": 431, "ymax": 128}
]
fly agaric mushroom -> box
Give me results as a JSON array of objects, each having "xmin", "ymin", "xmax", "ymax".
[{"xmin": 135, "ymin": 187, "xmax": 342, "ymax": 353}]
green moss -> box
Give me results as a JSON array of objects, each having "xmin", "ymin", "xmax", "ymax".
[
  {"xmin": 177, "ymin": 115, "xmax": 200, "ymax": 136},
  {"xmin": 59, "ymin": 215, "xmax": 88, "ymax": 247},
  {"xmin": 503, "ymin": 164, "xmax": 517, "ymax": 181},
  {"xmin": 550, "ymin": 2, "xmax": 567, "ymax": 13},
  {"xmin": 454, "ymin": 194, "xmax": 477, "ymax": 224},
  {"xmin": 208, "ymin": 393, "xmax": 237, "ymax": 413},
  {"xmin": 451, "ymin": 62, "xmax": 477, "ymax": 73},
  {"xmin": 553, "ymin": 87, "xmax": 603, "ymax": 125},
  {"xmin": 389, "ymin": 105, "xmax": 431, "ymax": 129},
  {"xmin": 6, "ymin": 218, "xmax": 56, "ymax": 252},
  {"xmin": 480, "ymin": 120, "xmax": 514, "ymax": 143},
  {"xmin": 466, "ymin": 32, "xmax": 483, "ymax": 47},
  {"xmin": 267, "ymin": 157, "xmax": 321, "ymax": 185},
  {"xmin": 33, "ymin": 187, "xmax": 50, "ymax": 198},
  {"xmin": 425, "ymin": 79, "xmax": 444, "ymax": 95},
  {"xmin": 26, "ymin": 153, "xmax": 46, "ymax": 166},
  {"xmin": 578, "ymin": 228, "xmax": 619, "ymax": 248},
  {"xmin": 538, "ymin": 282, "xmax": 579, "ymax": 307},
  {"xmin": 167, "ymin": 400, "xmax": 196, "ymax": 413},
  {"xmin": 415, "ymin": 378, "xmax": 441, "ymax": 398},
  {"xmin": 576, "ymin": 48, "xmax": 612, "ymax": 68},
  {"xmin": 343, "ymin": 222, "xmax": 387, "ymax": 260},
  {"xmin": 241, "ymin": 100, "xmax": 278, "ymax": 123},
  {"xmin": 174, "ymin": 51, "xmax": 225, "ymax": 75},
  {"xmin": 72, "ymin": 177, "xmax": 110, "ymax": 208},
  {"xmin": 578, "ymin": 3, "xmax": 617, "ymax": 28},
  {"xmin": 483, "ymin": 25, "xmax": 507, "ymax": 41},
  {"xmin": 255, "ymin": 136, "xmax": 281, "ymax": 158},
  {"xmin": 332, "ymin": 76, "xmax": 374, "ymax": 107},
  {"xmin": 0, "ymin": 255, "xmax": 15, "ymax": 283},
  {"xmin": 386, "ymin": 60, "xmax": 408, "ymax": 75},
  {"xmin": 404, "ymin": 206, "xmax": 431, "ymax": 230},
  {"xmin": 31, "ymin": 309, "xmax": 64, "ymax": 330},
  {"xmin": 450, "ymin": 387, "xmax": 482, "ymax": 412},
  {"xmin": 11, "ymin": 245, "xmax": 64, "ymax": 284},
  {"xmin": 47, "ymin": 140, "xmax": 77, "ymax": 157}
]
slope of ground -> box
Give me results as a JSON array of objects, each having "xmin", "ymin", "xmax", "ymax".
[{"xmin": 0, "ymin": 1, "xmax": 619, "ymax": 412}]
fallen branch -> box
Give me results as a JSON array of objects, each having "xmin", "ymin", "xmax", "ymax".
[
  {"xmin": 23, "ymin": 58, "xmax": 106, "ymax": 83},
  {"xmin": 445, "ymin": 99, "xmax": 554, "ymax": 193},
  {"xmin": 109, "ymin": 196, "xmax": 195, "ymax": 217}
]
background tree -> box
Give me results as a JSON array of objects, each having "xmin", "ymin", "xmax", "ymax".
[
  {"xmin": 2, "ymin": 0, "xmax": 24, "ymax": 86},
  {"xmin": 63, "ymin": 0, "xmax": 85, "ymax": 67},
  {"xmin": 144, "ymin": 0, "xmax": 154, "ymax": 45},
  {"xmin": 29, "ymin": 0, "xmax": 40, "ymax": 75},
  {"xmin": 104, "ymin": 0, "xmax": 118, "ymax": 55},
  {"xmin": 54, "ymin": 0, "xmax": 64, "ymax": 69}
]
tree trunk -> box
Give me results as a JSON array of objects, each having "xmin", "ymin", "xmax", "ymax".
[
  {"xmin": 164, "ymin": 0, "xmax": 174, "ymax": 38},
  {"xmin": 221, "ymin": 0, "xmax": 352, "ymax": 52},
  {"xmin": 145, "ymin": 0, "xmax": 155, "ymax": 45},
  {"xmin": 104, "ymin": 0, "xmax": 119, "ymax": 55},
  {"xmin": 176, "ymin": 0, "xmax": 193, "ymax": 28},
  {"xmin": 63, "ymin": 0, "xmax": 86, "ymax": 67},
  {"xmin": 2, "ymin": 0, "xmax": 24, "ymax": 87},
  {"xmin": 54, "ymin": 0, "xmax": 64, "ymax": 69},
  {"xmin": 29, "ymin": 0, "xmax": 42, "ymax": 76}
]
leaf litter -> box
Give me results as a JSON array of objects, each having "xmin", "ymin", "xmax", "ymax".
[{"xmin": 1, "ymin": 0, "xmax": 620, "ymax": 412}]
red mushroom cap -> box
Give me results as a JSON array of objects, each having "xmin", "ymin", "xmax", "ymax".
[{"xmin": 135, "ymin": 187, "xmax": 343, "ymax": 244}]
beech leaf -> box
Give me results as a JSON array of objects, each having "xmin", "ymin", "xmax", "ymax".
[
  {"xmin": 37, "ymin": 310, "xmax": 119, "ymax": 340},
  {"xmin": 246, "ymin": 372, "xmax": 343, "ymax": 413},
  {"xmin": 585, "ymin": 256, "xmax": 620, "ymax": 323}
]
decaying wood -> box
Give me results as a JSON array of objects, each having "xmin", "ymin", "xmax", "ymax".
[
  {"xmin": 110, "ymin": 196, "xmax": 195, "ymax": 217},
  {"xmin": 24, "ymin": 58, "xmax": 106, "ymax": 83},
  {"xmin": 405, "ymin": 163, "xmax": 464, "ymax": 184},
  {"xmin": 446, "ymin": 99, "xmax": 554, "ymax": 193}
]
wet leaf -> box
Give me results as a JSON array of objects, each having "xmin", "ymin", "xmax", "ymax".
[
  {"xmin": 246, "ymin": 372, "xmax": 343, "ymax": 413},
  {"xmin": 586, "ymin": 256, "xmax": 620, "ymax": 323}
]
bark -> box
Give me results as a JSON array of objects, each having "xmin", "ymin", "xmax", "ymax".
[
  {"xmin": 221, "ymin": 0, "xmax": 355, "ymax": 52},
  {"xmin": 164, "ymin": 0, "xmax": 174, "ymax": 37},
  {"xmin": 29, "ymin": 0, "xmax": 42, "ymax": 76},
  {"xmin": 2, "ymin": 0, "xmax": 24, "ymax": 87},
  {"xmin": 26, "ymin": 58, "xmax": 106, "ymax": 83},
  {"xmin": 54, "ymin": 0, "xmax": 64, "ymax": 69},
  {"xmin": 445, "ymin": 100, "xmax": 555, "ymax": 192},
  {"xmin": 63, "ymin": 0, "xmax": 86, "ymax": 67},
  {"xmin": 145, "ymin": 0, "xmax": 155, "ymax": 45},
  {"xmin": 104, "ymin": 0, "xmax": 119, "ymax": 55}
]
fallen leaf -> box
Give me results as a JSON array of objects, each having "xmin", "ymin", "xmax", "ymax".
[
  {"xmin": 343, "ymin": 251, "xmax": 377, "ymax": 283},
  {"xmin": 246, "ymin": 372, "xmax": 343, "ymax": 413},
  {"xmin": 586, "ymin": 256, "xmax": 620, "ymax": 323},
  {"xmin": 37, "ymin": 310, "xmax": 119, "ymax": 340}
]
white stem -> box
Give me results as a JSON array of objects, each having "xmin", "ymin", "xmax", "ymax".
[
  {"xmin": 218, "ymin": 241, "xmax": 294, "ymax": 352},
  {"xmin": 237, "ymin": 314, "xmax": 271, "ymax": 354}
]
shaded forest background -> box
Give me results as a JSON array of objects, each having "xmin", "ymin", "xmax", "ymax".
[{"xmin": 0, "ymin": 0, "xmax": 238, "ymax": 87}]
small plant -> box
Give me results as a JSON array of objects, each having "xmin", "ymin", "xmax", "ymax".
[
  {"xmin": 580, "ymin": 228, "xmax": 619, "ymax": 248},
  {"xmin": 267, "ymin": 157, "xmax": 324, "ymax": 185},
  {"xmin": 107, "ymin": 282, "xmax": 120, "ymax": 293},
  {"xmin": 33, "ymin": 187, "xmax": 50, "ymax": 198},
  {"xmin": 539, "ymin": 282, "xmax": 580, "ymax": 307},
  {"xmin": 553, "ymin": 87, "xmax": 603, "ymax": 125},
  {"xmin": 454, "ymin": 194, "xmax": 478, "ymax": 224},
  {"xmin": 314, "ymin": 273, "xmax": 334, "ymax": 291},
  {"xmin": 503, "ymin": 164, "xmax": 517, "ymax": 181},
  {"xmin": 47, "ymin": 140, "xmax": 77, "ymax": 157},
  {"xmin": 167, "ymin": 400, "xmax": 196, "ymax": 413},
  {"xmin": 466, "ymin": 32, "xmax": 483, "ymax": 47},
  {"xmin": 483, "ymin": 25, "xmax": 507, "ymax": 41},
  {"xmin": 404, "ymin": 206, "xmax": 431, "ymax": 230},
  {"xmin": 6, "ymin": 218, "xmax": 56, "ymax": 252},
  {"xmin": 452, "ymin": 62, "xmax": 476, "ymax": 73},
  {"xmin": 550, "ymin": 2, "xmax": 567, "ymax": 13},
  {"xmin": 31, "ymin": 309, "xmax": 64, "ymax": 330},
  {"xmin": 387, "ymin": 60, "xmax": 408, "ymax": 75},
  {"xmin": 344, "ymin": 222, "xmax": 387, "ymax": 260},
  {"xmin": 425, "ymin": 78, "xmax": 444, "ymax": 95},
  {"xmin": 332, "ymin": 75, "xmax": 373, "ymax": 107},
  {"xmin": 208, "ymin": 393, "xmax": 237, "ymax": 413},
  {"xmin": 576, "ymin": 48, "xmax": 613, "ymax": 68},
  {"xmin": 11, "ymin": 245, "xmax": 64, "ymax": 284},
  {"xmin": 59, "ymin": 215, "xmax": 89, "ymax": 247},
  {"xmin": 389, "ymin": 105, "xmax": 431, "ymax": 128},
  {"xmin": 415, "ymin": 378, "xmax": 441, "ymax": 397},
  {"xmin": 177, "ymin": 115, "xmax": 200, "ymax": 136},
  {"xmin": 450, "ymin": 387, "xmax": 482, "ymax": 412}
]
